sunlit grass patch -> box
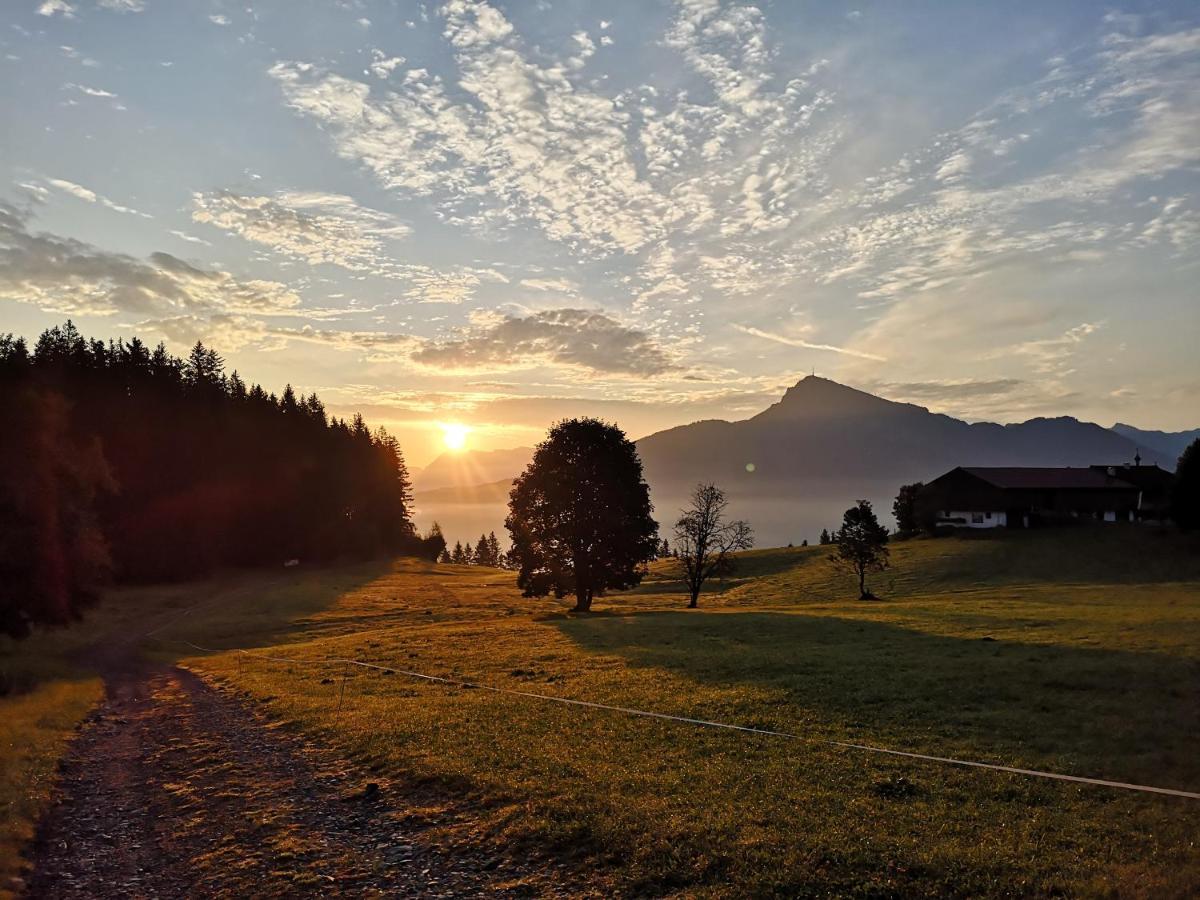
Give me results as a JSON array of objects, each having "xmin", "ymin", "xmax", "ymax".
[
  {"xmin": 0, "ymin": 676, "xmax": 102, "ymax": 896},
  {"xmin": 184, "ymin": 531, "xmax": 1200, "ymax": 896}
]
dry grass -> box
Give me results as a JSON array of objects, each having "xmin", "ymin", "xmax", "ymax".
[
  {"xmin": 3, "ymin": 527, "xmax": 1197, "ymax": 895},
  {"xmin": 168, "ymin": 527, "xmax": 1200, "ymax": 897},
  {"xmin": 0, "ymin": 676, "xmax": 101, "ymax": 897}
]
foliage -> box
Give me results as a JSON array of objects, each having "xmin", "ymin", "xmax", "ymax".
[
  {"xmin": 819, "ymin": 528, "xmax": 831, "ymax": 545},
  {"xmin": 673, "ymin": 483, "xmax": 754, "ymax": 608},
  {"xmin": 469, "ymin": 531, "xmax": 502, "ymax": 567},
  {"xmin": 1173, "ymin": 438, "xmax": 1200, "ymax": 531},
  {"xmin": 892, "ymin": 481, "xmax": 926, "ymax": 537},
  {"xmin": 506, "ymin": 418, "xmax": 658, "ymax": 611},
  {"xmin": 417, "ymin": 522, "xmax": 447, "ymax": 563},
  {"xmin": 0, "ymin": 379, "xmax": 115, "ymax": 638},
  {"xmin": 829, "ymin": 499, "xmax": 890, "ymax": 599},
  {"xmin": 0, "ymin": 322, "xmax": 416, "ymax": 632}
]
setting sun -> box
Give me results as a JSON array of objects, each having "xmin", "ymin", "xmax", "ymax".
[{"xmin": 440, "ymin": 422, "xmax": 470, "ymax": 452}]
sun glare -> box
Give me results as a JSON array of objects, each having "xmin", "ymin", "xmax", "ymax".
[{"xmin": 440, "ymin": 422, "xmax": 470, "ymax": 452}]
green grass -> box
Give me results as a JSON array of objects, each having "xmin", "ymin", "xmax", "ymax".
[
  {"xmin": 165, "ymin": 527, "xmax": 1200, "ymax": 897},
  {"xmin": 3, "ymin": 528, "xmax": 1198, "ymax": 895}
]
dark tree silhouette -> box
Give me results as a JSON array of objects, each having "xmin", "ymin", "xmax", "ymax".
[
  {"xmin": 506, "ymin": 418, "xmax": 658, "ymax": 612},
  {"xmin": 0, "ymin": 322, "xmax": 418, "ymax": 635},
  {"xmin": 892, "ymin": 482, "xmax": 925, "ymax": 537},
  {"xmin": 673, "ymin": 483, "xmax": 753, "ymax": 608},
  {"xmin": 829, "ymin": 500, "xmax": 890, "ymax": 600},
  {"xmin": 819, "ymin": 528, "xmax": 831, "ymax": 545},
  {"xmin": 451, "ymin": 541, "xmax": 467, "ymax": 564},
  {"xmin": 0, "ymin": 381, "xmax": 115, "ymax": 637},
  {"xmin": 419, "ymin": 522, "xmax": 447, "ymax": 562},
  {"xmin": 1173, "ymin": 439, "xmax": 1200, "ymax": 531}
]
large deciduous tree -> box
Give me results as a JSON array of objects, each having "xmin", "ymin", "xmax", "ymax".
[
  {"xmin": 1173, "ymin": 439, "xmax": 1200, "ymax": 531},
  {"xmin": 829, "ymin": 499, "xmax": 890, "ymax": 600},
  {"xmin": 892, "ymin": 482, "xmax": 925, "ymax": 537},
  {"xmin": 506, "ymin": 419, "xmax": 659, "ymax": 612},
  {"xmin": 673, "ymin": 483, "xmax": 753, "ymax": 608}
]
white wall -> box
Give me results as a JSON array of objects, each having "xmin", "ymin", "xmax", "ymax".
[{"xmin": 940, "ymin": 510, "xmax": 1007, "ymax": 529}]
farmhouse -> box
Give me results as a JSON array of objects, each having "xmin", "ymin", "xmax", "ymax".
[
  {"xmin": 921, "ymin": 466, "xmax": 1149, "ymax": 529},
  {"xmin": 1088, "ymin": 460, "xmax": 1176, "ymax": 521}
]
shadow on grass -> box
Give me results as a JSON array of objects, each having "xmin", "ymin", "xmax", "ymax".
[
  {"xmin": 139, "ymin": 558, "xmax": 397, "ymax": 661},
  {"xmin": 556, "ymin": 610, "xmax": 1200, "ymax": 785}
]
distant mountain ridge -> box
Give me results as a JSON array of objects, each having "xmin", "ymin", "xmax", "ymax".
[
  {"xmin": 414, "ymin": 445, "xmax": 533, "ymax": 493},
  {"xmin": 1110, "ymin": 423, "xmax": 1200, "ymax": 463},
  {"xmin": 635, "ymin": 376, "xmax": 1174, "ymax": 495},
  {"xmin": 411, "ymin": 376, "xmax": 1187, "ymax": 545}
]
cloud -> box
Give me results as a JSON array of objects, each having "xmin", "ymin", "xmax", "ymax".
[
  {"xmin": 732, "ymin": 323, "xmax": 887, "ymax": 362},
  {"xmin": 208, "ymin": 14, "xmax": 229, "ymax": 26},
  {"xmin": 0, "ymin": 201, "xmax": 301, "ymax": 319},
  {"xmin": 368, "ymin": 50, "xmax": 406, "ymax": 79},
  {"xmin": 67, "ymin": 83, "xmax": 117, "ymax": 98},
  {"xmin": 411, "ymin": 308, "xmax": 678, "ymax": 376},
  {"xmin": 518, "ymin": 277, "xmax": 577, "ymax": 293},
  {"xmin": 192, "ymin": 190, "xmax": 410, "ymax": 271},
  {"xmin": 45, "ymin": 177, "xmax": 152, "ymax": 218},
  {"xmin": 1000, "ymin": 322, "xmax": 1104, "ymax": 375},
  {"xmin": 38, "ymin": 0, "xmax": 75, "ymax": 17},
  {"xmin": 866, "ymin": 378, "xmax": 1025, "ymax": 403},
  {"xmin": 168, "ymin": 229, "xmax": 211, "ymax": 246},
  {"xmin": 268, "ymin": 1, "xmax": 688, "ymax": 258},
  {"xmin": 191, "ymin": 189, "xmax": 487, "ymax": 303},
  {"xmin": 97, "ymin": 0, "xmax": 146, "ymax": 11}
]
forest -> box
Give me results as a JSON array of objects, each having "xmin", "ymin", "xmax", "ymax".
[{"xmin": 0, "ymin": 321, "xmax": 436, "ymax": 638}]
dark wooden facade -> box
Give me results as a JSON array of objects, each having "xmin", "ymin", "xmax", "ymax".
[{"xmin": 920, "ymin": 466, "xmax": 1144, "ymax": 528}]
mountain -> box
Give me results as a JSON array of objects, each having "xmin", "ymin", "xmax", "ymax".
[
  {"xmin": 631, "ymin": 377, "xmax": 1171, "ymax": 543},
  {"xmin": 412, "ymin": 377, "xmax": 1172, "ymax": 547},
  {"xmin": 413, "ymin": 445, "xmax": 533, "ymax": 493},
  {"xmin": 1111, "ymin": 423, "xmax": 1200, "ymax": 464},
  {"xmin": 636, "ymin": 376, "xmax": 1170, "ymax": 493}
]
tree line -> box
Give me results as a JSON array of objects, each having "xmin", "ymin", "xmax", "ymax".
[
  {"xmin": 0, "ymin": 321, "xmax": 441, "ymax": 638},
  {"xmin": 441, "ymin": 531, "xmax": 506, "ymax": 567}
]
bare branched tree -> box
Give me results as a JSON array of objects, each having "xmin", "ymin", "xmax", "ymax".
[{"xmin": 673, "ymin": 483, "xmax": 753, "ymax": 608}]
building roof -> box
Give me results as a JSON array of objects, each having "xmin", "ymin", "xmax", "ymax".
[
  {"xmin": 959, "ymin": 467, "xmax": 1139, "ymax": 490},
  {"xmin": 1089, "ymin": 463, "xmax": 1174, "ymax": 489}
]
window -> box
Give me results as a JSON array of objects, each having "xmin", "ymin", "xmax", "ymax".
[
  {"xmin": 971, "ymin": 513, "xmax": 984, "ymax": 524},
  {"xmin": 985, "ymin": 512, "xmax": 992, "ymax": 519}
]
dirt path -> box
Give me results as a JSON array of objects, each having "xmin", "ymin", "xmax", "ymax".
[{"xmin": 24, "ymin": 660, "xmax": 574, "ymax": 898}]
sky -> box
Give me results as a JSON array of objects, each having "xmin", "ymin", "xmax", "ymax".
[{"xmin": 2, "ymin": 0, "xmax": 1198, "ymax": 467}]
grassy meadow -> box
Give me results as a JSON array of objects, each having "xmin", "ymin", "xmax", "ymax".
[{"xmin": 4, "ymin": 527, "xmax": 1200, "ymax": 895}]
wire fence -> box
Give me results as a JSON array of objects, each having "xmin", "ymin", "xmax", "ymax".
[{"xmin": 149, "ymin": 634, "xmax": 1200, "ymax": 802}]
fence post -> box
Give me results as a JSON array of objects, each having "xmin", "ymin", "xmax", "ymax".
[{"xmin": 335, "ymin": 665, "xmax": 348, "ymax": 717}]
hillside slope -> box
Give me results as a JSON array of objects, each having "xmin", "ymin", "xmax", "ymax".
[{"xmin": 1111, "ymin": 423, "xmax": 1200, "ymax": 462}]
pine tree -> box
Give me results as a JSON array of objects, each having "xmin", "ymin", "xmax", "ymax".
[
  {"xmin": 473, "ymin": 533, "xmax": 491, "ymax": 566},
  {"xmin": 451, "ymin": 541, "xmax": 466, "ymax": 564}
]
